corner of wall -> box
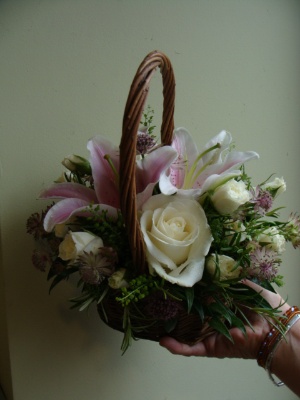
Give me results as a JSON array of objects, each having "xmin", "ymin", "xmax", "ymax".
[{"xmin": 0, "ymin": 161, "xmax": 14, "ymax": 400}]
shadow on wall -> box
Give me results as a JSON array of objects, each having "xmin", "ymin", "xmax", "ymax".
[{"xmin": 0, "ymin": 385, "xmax": 7, "ymax": 400}]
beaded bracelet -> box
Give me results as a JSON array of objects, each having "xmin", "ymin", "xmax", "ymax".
[
  {"xmin": 257, "ymin": 306, "xmax": 300, "ymax": 368},
  {"xmin": 265, "ymin": 313, "xmax": 300, "ymax": 386},
  {"xmin": 257, "ymin": 306, "xmax": 300, "ymax": 387}
]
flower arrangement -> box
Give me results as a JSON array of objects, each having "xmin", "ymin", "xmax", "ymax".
[{"xmin": 27, "ymin": 52, "xmax": 300, "ymax": 353}]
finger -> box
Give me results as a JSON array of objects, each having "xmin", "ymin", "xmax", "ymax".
[
  {"xmin": 159, "ymin": 337, "xmax": 208, "ymax": 356},
  {"xmin": 242, "ymin": 279, "xmax": 290, "ymax": 313}
]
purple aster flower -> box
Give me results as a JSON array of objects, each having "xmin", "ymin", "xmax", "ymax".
[
  {"xmin": 76, "ymin": 247, "xmax": 117, "ymax": 285},
  {"xmin": 26, "ymin": 205, "xmax": 53, "ymax": 240},
  {"xmin": 32, "ymin": 248, "xmax": 52, "ymax": 272},
  {"xmin": 250, "ymin": 186, "xmax": 273, "ymax": 215},
  {"xmin": 136, "ymin": 130, "xmax": 157, "ymax": 156},
  {"xmin": 248, "ymin": 246, "xmax": 280, "ymax": 281}
]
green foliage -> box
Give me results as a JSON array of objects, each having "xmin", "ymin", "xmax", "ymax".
[
  {"xmin": 116, "ymin": 274, "xmax": 157, "ymax": 306},
  {"xmin": 77, "ymin": 208, "xmax": 133, "ymax": 271},
  {"xmin": 47, "ymin": 266, "xmax": 78, "ymax": 293},
  {"xmin": 141, "ymin": 105, "xmax": 156, "ymax": 136}
]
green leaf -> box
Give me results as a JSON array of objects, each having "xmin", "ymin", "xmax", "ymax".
[
  {"xmin": 184, "ymin": 287, "xmax": 194, "ymax": 313},
  {"xmin": 193, "ymin": 302, "xmax": 205, "ymax": 322},
  {"xmin": 209, "ymin": 301, "xmax": 232, "ymax": 324},
  {"xmin": 78, "ymin": 297, "xmax": 95, "ymax": 311},
  {"xmin": 48, "ymin": 274, "xmax": 67, "ymax": 293},
  {"xmin": 209, "ymin": 317, "xmax": 233, "ymax": 342},
  {"xmin": 47, "ymin": 266, "xmax": 78, "ymax": 293},
  {"xmin": 164, "ymin": 318, "xmax": 178, "ymax": 333},
  {"xmin": 230, "ymin": 313, "xmax": 247, "ymax": 335}
]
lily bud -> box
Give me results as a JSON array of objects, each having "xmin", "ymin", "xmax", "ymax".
[{"xmin": 62, "ymin": 155, "xmax": 91, "ymax": 175}]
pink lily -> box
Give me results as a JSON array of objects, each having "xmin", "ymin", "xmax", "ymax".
[
  {"xmin": 40, "ymin": 135, "xmax": 177, "ymax": 232},
  {"xmin": 159, "ymin": 128, "xmax": 259, "ymax": 199}
]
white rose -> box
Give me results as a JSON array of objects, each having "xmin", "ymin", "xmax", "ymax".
[
  {"xmin": 211, "ymin": 179, "xmax": 250, "ymax": 215},
  {"xmin": 206, "ymin": 254, "xmax": 242, "ymax": 280},
  {"xmin": 59, "ymin": 231, "xmax": 103, "ymax": 261},
  {"xmin": 261, "ymin": 177, "xmax": 286, "ymax": 197},
  {"xmin": 257, "ymin": 227, "xmax": 286, "ymax": 254},
  {"xmin": 140, "ymin": 194, "xmax": 213, "ymax": 287}
]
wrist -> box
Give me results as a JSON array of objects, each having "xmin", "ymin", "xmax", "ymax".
[
  {"xmin": 257, "ymin": 306, "xmax": 300, "ymax": 386},
  {"xmin": 271, "ymin": 314, "xmax": 300, "ymax": 376}
]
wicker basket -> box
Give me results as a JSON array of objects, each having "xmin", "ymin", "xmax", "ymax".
[{"xmin": 97, "ymin": 51, "xmax": 214, "ymax": 344}]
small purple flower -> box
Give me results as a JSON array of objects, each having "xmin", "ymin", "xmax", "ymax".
[
  {"xmin": 76, "ymin": 247, "xmax": 117, "ymax": 285},
  {"xmin": 26, "ymin": 206, "xmax": 53, "ymax": 240},
  {"xmin": 248, "ymin": 246, "xmax": 280, "ymax": 281},
  {"xmin": 32, "ymin": 248, "xmax": 53, "ymax": 271},
  {"xmin": 136, "ymin": 130, "xmax": 157, "ymax": 156},
  {"xmin": 251, "ymin": 186, "xmax": 273, "ymax": 215}
]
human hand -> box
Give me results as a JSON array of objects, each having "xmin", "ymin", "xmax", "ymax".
[{"xmin": 159, "ymin": 280, "xmax": 290, "ymax": 359}]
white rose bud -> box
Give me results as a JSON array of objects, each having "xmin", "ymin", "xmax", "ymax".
[
  {"xmin": 257, "ymin": 227, "xmax": 286, "ymax": 254},
  {"xmin": 140, "ymin": 194, "xmax": 213, "ymax": 287},
  {"xmin": 261, "ymin": 177, "xmax": 286, "ymax": 197},
  {"xmin": 206, "ymin": 254, "xmax": 242, "ymax": 281},
  {"xmin": 59, "ymin": 232, "xmax": 103, "ymax": 261},
  {"xmin": 211, "ymin": 179, "xmax": 250, "ymax": 215},
  {"xmin": 108, "ymin": 268, "xmax": 128, "ymax": 289}
]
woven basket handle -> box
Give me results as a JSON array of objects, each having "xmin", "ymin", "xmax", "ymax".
[{"xmin": 119, "ymin": 51, "xmax": 175, "ymax": 273}]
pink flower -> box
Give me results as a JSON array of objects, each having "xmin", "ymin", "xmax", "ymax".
[
  {"xmin": 159, "ymin": 128, "xmax": 259, "ymax": 199},
  {"xmin": 40, "ymin": 135, "xmax": 177, "ymax": 232}
]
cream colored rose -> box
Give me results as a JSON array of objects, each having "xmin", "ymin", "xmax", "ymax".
[
  {"xmin": 257, "ymin": 227, "xmax": 286, "ymax": 254},
  {"xmin": 211, "ymin": 179, "xmax": 250, "ymax": 215},
  {"xmin": 58, "ymin": 231, "xmax": 103, "ymax": 261},
  {"xmin": 140, "ymin": 194, "xmax": 213, "ymax": 287},
  {"xmin": 206, "ymin": 254, "xmax": 242, "ymax": 280},
  {"xmin": 261, "ymin": 177, "xmax": 286, "ymax": 197}
]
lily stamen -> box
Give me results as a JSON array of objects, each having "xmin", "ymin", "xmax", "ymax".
[{"xmin": 183, "ymin": 143, "xmax": 221, "ymax": 189}]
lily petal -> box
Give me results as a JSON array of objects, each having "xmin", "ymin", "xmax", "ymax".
[
  {"xmin": 39, "ymin": 182, "xmax": 98, "ymax": 203},
  {"xmin": 195, "ymin": 150, "xmax": 259, "ymax": 190},
  {"xmin": 43, "ymin": 198, "xmax": 90, "ymax": 231},
  {"xmin": 159, "ymin": 128, "xmax": 259, "ymax": 199},
  {"xmin": 87, "ymin": 136, "xmax": 120, "ymax": 208},
  {"xmin": 159, "ymin": 172, "xmax": 178, "ymax": 196},
  {"xmin": 136, "ymin": 182, "xmax": 157, "ymax": 210},
  {"xmin": 136, "ymin": 146, "xmax": 178, "ymax": 193},
  {"xmin": 44, "ymin": 198, "xmax": 119, "ymax": 232}
]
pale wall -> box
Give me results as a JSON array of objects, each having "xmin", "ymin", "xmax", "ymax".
[{"xmin": 1, "ymin": 1, "xmax": 300, "ymax": 399}]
